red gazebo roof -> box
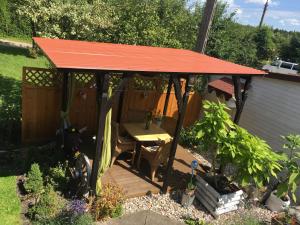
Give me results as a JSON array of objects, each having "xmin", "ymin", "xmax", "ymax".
[{"xmin": 34, "ymin": 37, "xmax": 266, "ymax": 75}]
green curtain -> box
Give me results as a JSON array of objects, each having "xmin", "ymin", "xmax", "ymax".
[{"xmin": 96, "ymin": 86, "xmax": 112, "ymax": 195}]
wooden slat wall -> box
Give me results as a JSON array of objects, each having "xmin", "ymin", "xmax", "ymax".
[{"xmin": 22, "ymin": 68, "xmax": 202, "ymax": 143}]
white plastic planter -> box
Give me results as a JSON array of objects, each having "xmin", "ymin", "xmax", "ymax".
[
  {"xmin": 265, "ymin": 190, "xmax": 290, "ymax": 212},
  {"xmin": 195, "ymin": 175, "xmax": 244, "ymax": 217}
]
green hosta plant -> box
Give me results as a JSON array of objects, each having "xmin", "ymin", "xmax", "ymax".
[
  {"xmin": 195, "ymin": 100, "xmax": 282, "ymax": 189},
  {"xmin": 277, "ymin": 134, "xmax": 300, "ymax": 202}
]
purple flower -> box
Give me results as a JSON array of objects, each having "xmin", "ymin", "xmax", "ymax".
[{"xmin": 69, "ymin": 199, "xmax": 86, "ymax": 215}]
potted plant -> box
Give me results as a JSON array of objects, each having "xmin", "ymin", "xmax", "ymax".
[
  {"xmin": 193, "ymin": 101, "xmax": 282, "ymax": 217},
  {"xmin": 271, "ymin": 211, "xmax": 298, "ymax": 225},
  {"xmin": 181, "ymin": 160, "xmax": 198, "ymax": 207},
  {"xmin": 266, "ymin": 134, "xmax": 300, "ymax": 212},
  {"xmin": 154, "ymin": 111, "xmax": 163, "ymax": 127}
]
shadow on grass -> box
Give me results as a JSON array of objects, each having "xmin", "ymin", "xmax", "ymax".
[
  {"xmin": 0, "ymin": 44, "xmax": 29, "ymax": 57},
  {"xmin": 0, "ymin": 74, "xmax": 21, "ymax": 147}
]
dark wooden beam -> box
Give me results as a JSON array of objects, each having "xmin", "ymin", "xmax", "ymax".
[
  {"xmin": 172, "ymin": 77, "xmax": 183, "ymax": 111},
  {"xmin": 90, "ymin": 73, "xmax": 110, "ymax": 194},
  {"xmin": 233, "ymin": 76, "xmax": 252, "ymax": 124},
  {"xmin": 163, "ymin": 75, "xmax": 173, "ymax": 117},
  {"xmin": 61, "ymin": 71, "xmax": 69, "ymax": 128},
  {"xmin": 108, "ymin": 75, "xmax": 129, "ymax": 115},
  {"xmin": 162, "ymin": 75, "xmax": 194, "ymax": 193}
]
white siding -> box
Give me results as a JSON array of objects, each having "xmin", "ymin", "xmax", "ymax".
[{"xmin": 240, "ymin": 76, "xmax": 300, "ymax": 151}]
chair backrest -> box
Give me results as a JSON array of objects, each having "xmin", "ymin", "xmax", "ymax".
[{"xmin": 154, "ymin": 139, "xmax": 173, "ymax": 166}]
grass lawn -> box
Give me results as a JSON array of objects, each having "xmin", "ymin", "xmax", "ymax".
[
  {"xmin": 0, "ymin": 174, "xmax": 21, "ymax": 225},
  {"xmin": 0, "ymin": 45, "xmax": 49, "ymax": 80},
  {"xmin": 0, "ymin": 44, "xmax": 49, "ymax": 225},
  {"xmin": 0, "ymin": 34, "xmax": 32, "ymax": 44}
]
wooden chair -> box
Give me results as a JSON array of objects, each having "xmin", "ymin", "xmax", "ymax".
[
  {"xmin": 137, "ymin": 139, "xmax": 172, "ymax": 181},
  {"xmin": 111, "ymin": 122, "xmax": 136, "ymax": 166}
]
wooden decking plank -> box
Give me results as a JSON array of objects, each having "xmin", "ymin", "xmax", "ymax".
[{"xmin": 100, "ymin": 145, "xmax": 201, "ymax": 198}]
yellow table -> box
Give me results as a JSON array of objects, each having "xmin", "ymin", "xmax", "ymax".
[{"xmin": 122, "ymin": 123, "xmax": 172, "ymax": 143}]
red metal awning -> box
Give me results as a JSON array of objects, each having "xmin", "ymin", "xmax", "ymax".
[{"xmin": 34, "ymin": 37, "xmax": 266, "ymax": 76}]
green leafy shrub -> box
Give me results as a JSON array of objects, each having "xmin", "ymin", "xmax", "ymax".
[
  {"xmin": 179, "ymin": 126, "xmax": 200, "ymax": 149},
  {"xmin": 33, "ymin": 212, "xmax": 93, "ymax": 225},
  {"xmin": 184, "ymin": 217, "xmax": 210, "ymax": 225},
  {"xmin": 28, "ymin": 184, "xmax": 65, "ymax": 221},
  {"xmin": 92, "ymin": 183, "xmax": 124, "ymax": 220},
  {"xmin": 25, "ymin": 163, "xmax": 44, "ymax": 201},
  {"xmin": 194, "ymin": 100, "xmax": 282, "ymax": 188},
  {"xmin": 47, "ymin": 162, "xmax": 69, "ymax": 193},
  {"xmin": 276, "ymin": 134, "xmax": 300, "ymax": 202}
]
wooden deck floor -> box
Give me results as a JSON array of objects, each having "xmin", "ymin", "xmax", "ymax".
[{"xmin": 101, "ymin": 145, "xmax": 202, "ymax": 198}]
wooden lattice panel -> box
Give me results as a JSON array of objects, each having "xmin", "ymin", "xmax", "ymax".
[
  {"xmin": 73, "ymin": 72, "xmax": 96, "ymax": 88},
  {"xmin": 23, "ymin": 67, "xmax": 60, "ymax": 87},
  {"xmin": 109, "ymin": 73, "xmax": 123, "ymax": 92}
]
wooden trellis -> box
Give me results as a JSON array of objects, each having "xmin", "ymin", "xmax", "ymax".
[{"xmin": 22, "ymin": 67, "xmax": 202, "ymax": 143}]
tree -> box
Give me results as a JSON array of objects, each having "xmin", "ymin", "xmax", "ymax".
[
  {"xmin": 254, "ymin": 26, "xmax": 276, "ymax": 62},
  {"xmin": 16, "ymin": 0, "xmax": 115, "ymax": 41},
  {"xmin": 280, "ymin": 34, "xmax": 300, "ymax": 63}
]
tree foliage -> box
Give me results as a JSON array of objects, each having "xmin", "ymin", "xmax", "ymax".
[{"xmin": 1, "ymin": 0, "xmax": 299, "ymax": 68}]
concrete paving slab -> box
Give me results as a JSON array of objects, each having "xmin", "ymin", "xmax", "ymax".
[{"xmin": 98, "ymin": 210, "xmax": 184, "ymax": 225}]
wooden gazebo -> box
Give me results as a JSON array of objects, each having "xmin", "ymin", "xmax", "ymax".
[{"xmin": 33, "ymin": 37, "xmax": 266, "ymax": 194}]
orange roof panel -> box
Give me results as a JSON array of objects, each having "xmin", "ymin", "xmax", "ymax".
[{"xmin": 34, "ymin": 37, "xmax": 266, "ymax": 76}]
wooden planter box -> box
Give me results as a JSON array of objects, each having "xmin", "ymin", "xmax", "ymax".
[{"xmin": 195, "ymin": 175, "xmax": 244, "ymax": 217}]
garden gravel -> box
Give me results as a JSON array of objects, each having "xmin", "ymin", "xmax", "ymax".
[
  {"xmin": 124, "ymin": 193, "xmax": 274, "ymax": 224},
  {"xmin": 124, "ymin": 150, "xmax": 274, "ymax": 224}
]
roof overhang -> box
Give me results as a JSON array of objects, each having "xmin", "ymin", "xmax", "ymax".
[{"xmin": 34, "ymin": 37, "xmax": 267, "ymax": 76}]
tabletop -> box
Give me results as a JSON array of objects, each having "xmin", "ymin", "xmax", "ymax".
[{"xmin": 122, "ymin": 123, "xmax": 172, "ymax": 143}]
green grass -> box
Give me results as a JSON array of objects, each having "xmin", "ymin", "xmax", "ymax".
[
  {"xmin": 0, "ymin": 45, "xmax": 49, "ymax": 80},
  {"xmin": 0, "ymin": 174, "xmax": 21, "ymax": 225},
  {"xmin": 0, "ymin": 34, "xmax": 32, "ymax": 44}
]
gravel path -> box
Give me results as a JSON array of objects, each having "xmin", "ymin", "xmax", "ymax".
[
  {"xmin": 124, "ymin": 150, "xmax": 274, "ymax": 225},
  {"xmin": 124, "ymin": 193, "xmax": 274, "ymax": 224}
]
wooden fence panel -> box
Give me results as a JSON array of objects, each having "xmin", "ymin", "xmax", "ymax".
[{"xmin": 22, "ymin": 67, "xmax": 202, "ymax": 143}]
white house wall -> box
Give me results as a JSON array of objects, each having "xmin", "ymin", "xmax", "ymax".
[{"xmin": 240, "ymin": 76, "xmax": 300, "ymax": 152}]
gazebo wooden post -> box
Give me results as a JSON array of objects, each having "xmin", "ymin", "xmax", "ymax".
[
  {"xmin": 163, "ymin": 75, "xmax": 173, "ymax": 116},
  {"xmin": 61, "ymin": 71, "xmax": 69, "ymax": 127},
  {"xmin": 233, "ymin": 76, "xmax": 252, "ymax": 124},
  {"xmin": 162, "ymin": 75, "xmax": 194, "ymax": 193},
  {"xmin": 117, "ymin": 72, "xmax": 129, "ymax": 123},
  {"xmin": 90, "ymin": 72, "xmax": 110, "ymax": 194}
]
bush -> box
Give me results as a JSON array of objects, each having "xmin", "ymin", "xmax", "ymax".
[
  {"xmin": 25, "ymin": 163, "xmax": 44, "ymax": 200},
  {"xmin": 184, "ymin": 217, "xmax": 210, "ymax": 225},
  {"xmin": 179, "ymin": 126, "xmax": 200, "ymax": 149},
  {"xmin": 28, "ymin": 184, "xmax": 65, "ymax": 221},
  {"xmin": 194, "ymin": 100, "xmax": 282, "ymax": 189},
  {"xmin": 47, "ymin": 162, "xmax": 69, "ymax": 193},
  {"xmin": 33, "ymin": 212, "xmax": 93, "ymax": 225},
  {"xmin": 92, "ymin": 183, "xmax": 124, "ymax": 220}
]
